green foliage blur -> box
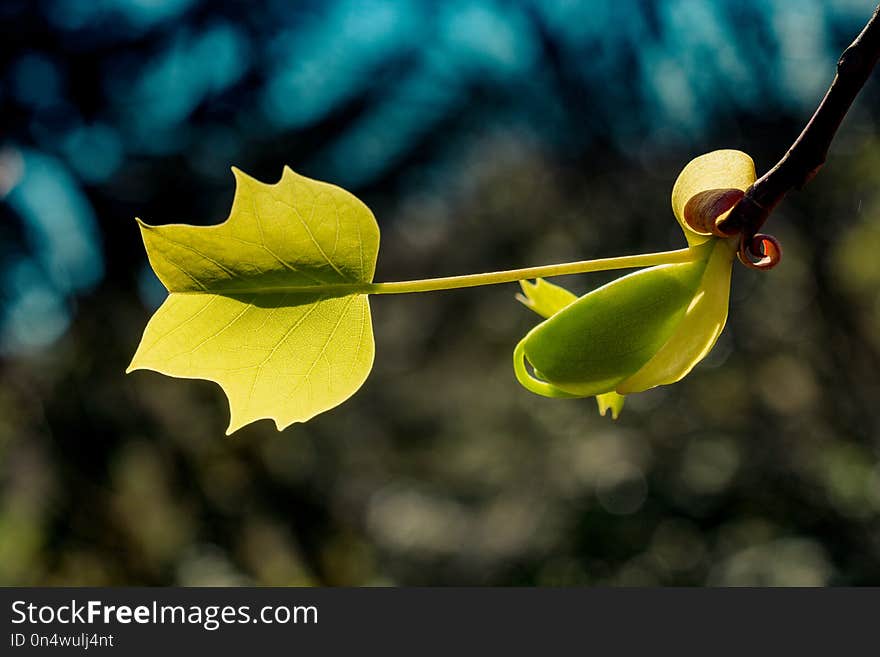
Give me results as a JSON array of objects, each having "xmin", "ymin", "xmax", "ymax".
[{"xmin": 2, "ymin": 0, "xmax": 880, "ymax": 585}]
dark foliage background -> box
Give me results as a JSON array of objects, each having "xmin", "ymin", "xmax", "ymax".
[{"xmin": 2, "ymin": 0, "xmax": 880, "ymax": 585}]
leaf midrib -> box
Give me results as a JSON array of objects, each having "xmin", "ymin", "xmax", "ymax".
[{"xmin": 169, "ymin": 283, "xmax": 370, "ymax": 297}]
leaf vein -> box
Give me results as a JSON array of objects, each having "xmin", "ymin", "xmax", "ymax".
[
  {"xmin": 272, "ymin": 192, "xmax": 348, "ymax": 281},
  {"xmin": 283, "ymin": 295, "xmax": 356, "ymax": 403}
]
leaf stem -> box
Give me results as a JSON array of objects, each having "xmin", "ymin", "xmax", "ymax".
[{"xmin": 366, "ymin": 247, "xmax": 694, "ymax": 295}]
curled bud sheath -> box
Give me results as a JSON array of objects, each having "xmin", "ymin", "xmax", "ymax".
[{"xmin": 683, "ymin": 188, "xmax": 744, "ymax": 237}]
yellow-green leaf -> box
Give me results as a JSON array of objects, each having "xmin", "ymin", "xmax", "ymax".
[
  {"xmin": 127, "ymin": 167, "xmax": 379, "ymax": 434},
  {"xmin": 514, "ymin": 149, "xmax": 754, "ymax": 404},
  {"xmin": 517, "ymin": 278, "xmax": 628, "ymax": 418},
  {"xmin": 616, "ymin": 238, "xmax": 736, "ymax": 393},
  {"xmin": 514, "ymin": 241, "xmax": 715, "ymax": 399},
  {"xmin": 517, "ymin": 278, "xmax": 577, "ymax": 318}
]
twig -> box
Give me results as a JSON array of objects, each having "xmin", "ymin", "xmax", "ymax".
[{"xmin": 715, "ymin": 3, "xmax": 880, "ymax": 265}]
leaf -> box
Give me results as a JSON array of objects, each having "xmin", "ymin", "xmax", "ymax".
[
  {"xmin": 127, "ymin": 167, "xmax": 379, "ymax": 434},
  {"xmin": 517, "ymin": 278, "xmax": 627, "ymax": 418},
  {"xmin": 514, "ymin": 149, "xmax": 754, "ymax": 403},
  {"xmin": 517, "ymin": 278, "xmax": 578, "ymax": 318},
  {"xmin": 615, "ymin": 238, "xmax": 736, "ymax": 393},
  {"xmin": 514, "ymin": 241, "xmax": 716, "ymax": 398}
]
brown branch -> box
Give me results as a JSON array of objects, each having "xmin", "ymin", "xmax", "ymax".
[{"xmin": 715, "ymin": 3, "xmax": 880, "ymax": 250}]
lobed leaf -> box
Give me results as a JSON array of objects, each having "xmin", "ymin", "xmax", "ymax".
[{"xmin": 128, "ymin": 167, "xmax": 379, "ymax": 433}]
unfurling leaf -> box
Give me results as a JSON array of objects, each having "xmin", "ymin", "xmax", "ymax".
[
  {"xmin": 127, "ymin": 167, "xmax": 379, "ymax": 434},
  {"xmin": 517, "ymin": 277, "xmax": 627, "ymax": 418},
  {"xmin": 514, "ymin": 150, "xmax": 755, "ymax": 409},
  {"xmin": 517, "ymin": 278, "xmax": 577, "ymax": 318}
]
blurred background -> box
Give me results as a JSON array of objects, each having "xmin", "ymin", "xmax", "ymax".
[{"xmin": 2, "ymin": 0, "xmax": 880, "ymax": 586}]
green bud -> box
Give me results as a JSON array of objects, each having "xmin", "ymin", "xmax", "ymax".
[{"xmin": 513, "ymin": 150, "xmax": 756, "ymax": 412}]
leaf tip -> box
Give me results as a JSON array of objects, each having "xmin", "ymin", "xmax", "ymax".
[
  {"xmin": 596, "ymin": 391, "xmax": 626, "ymax": 420},
  {"xmin": 515, "ymin": 280, "xmax": 533, "ymax": 308},
  {"xmin": 230, "ymin": 165, "xmax": 253, "ymax": 186},
  {"xmin": 225, "ymin": 412, "xmax": 247, "ymax": 436},
  {"xmin": 134, "ymin": 217, "xmax": 160, "ymax": 243},
  {"xmin": 125, "ymin": 353, "xmax": 145, "ymax": 374}
]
